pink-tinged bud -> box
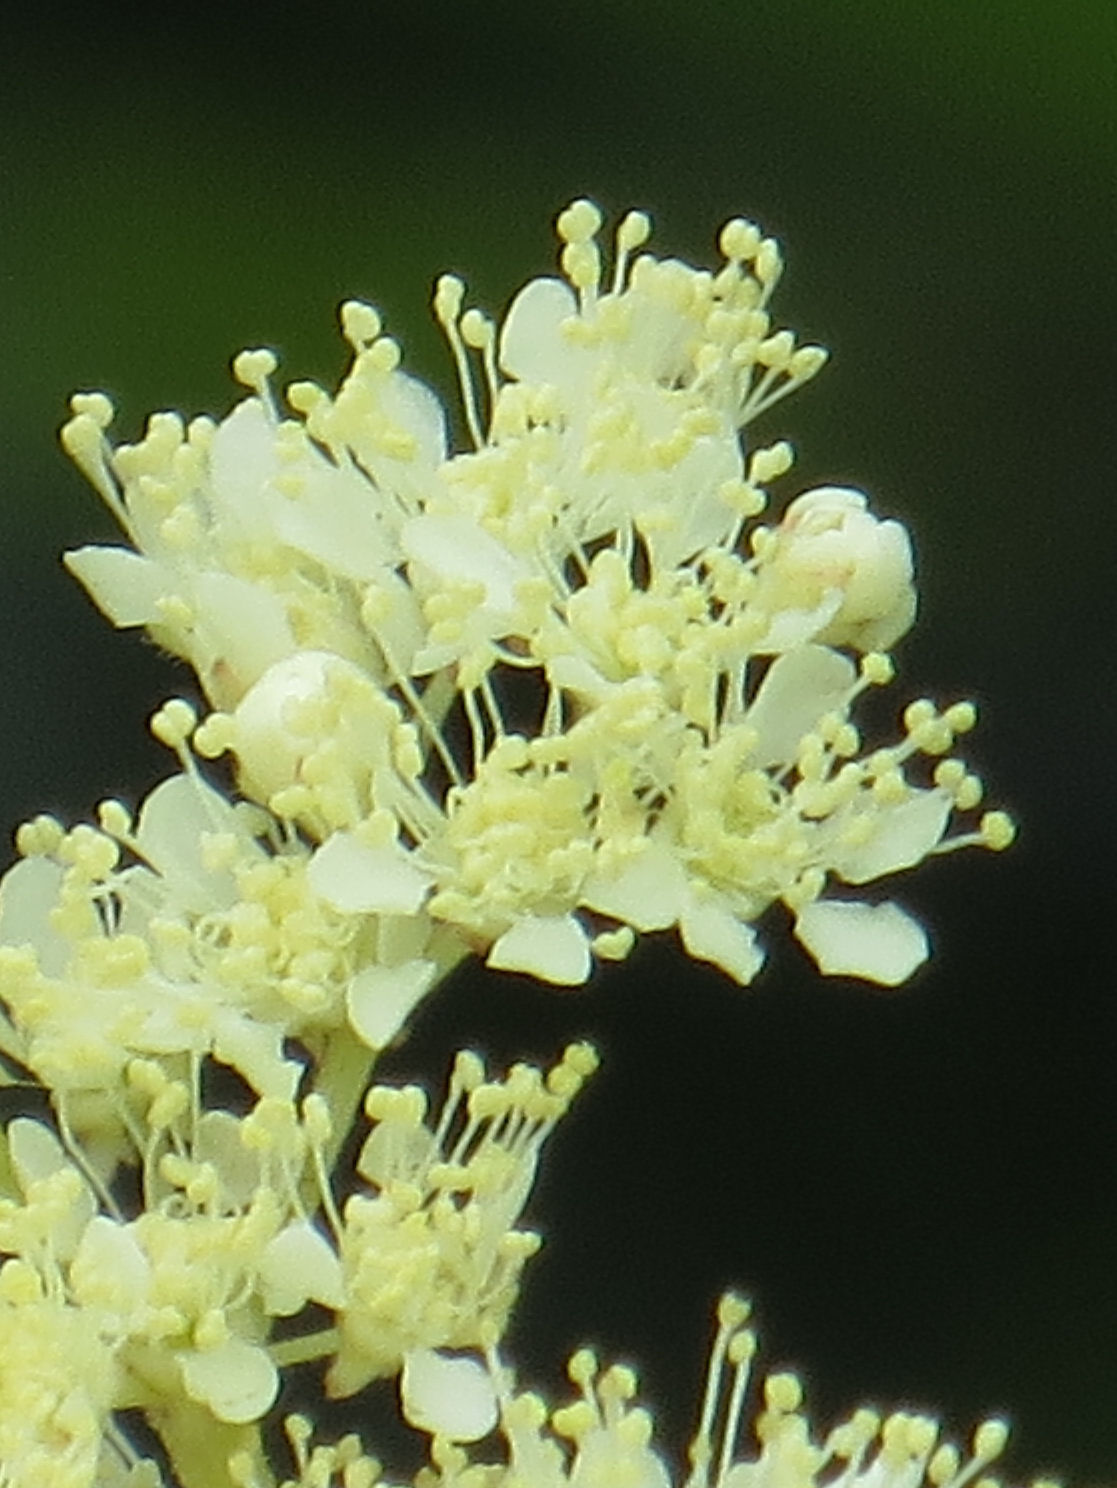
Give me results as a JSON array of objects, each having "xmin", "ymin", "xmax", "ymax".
[{"xmin": 763, "ymin": 486, "xmax": 917, "ymax": 651}]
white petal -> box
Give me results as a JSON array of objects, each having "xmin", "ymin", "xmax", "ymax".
[
  {"xmin": 134, "ymin": 773, "xmax": 245, "ymax": 910},
  {"xmin": 69, "ymin": 1216, "xmax": 151, "ymax": 1310},
  {"xmin": 378, "ymin": 370, "xmax": 449, "ymax": 467},
  {"xmin": 194, "ymin": 1111, "xmax": 261, "ymax": 1208},
  {"xmin": 498, "ymin": 276, "xmax": 579, "ymax": 384},
  {"xmin": 679, "ymin": 899, "xmax": 765, "ymax": 984},
  {"xmin": 744, "ymin": 645, "xmax": 856, "ymax": 767},
  {"xmin": 8, "ymin": 1115, "xmax": 68, "ymax": 1191},
  {"xmin": 191, "ymin": 570, "xmax": 296, "ymax": 693},
  {"xmin": 64, "ymin": 546, "xmax": 169, "ymax": 626},
  {"xmin": 794, "ymin": 899, "xmax": 929, "ymax": 985},
  {"xmin": 751, "ymin": 591, "xmax": 843, "ymax": 653},
  {"xmin": 259, "ymin": 1220, "xmax": 345, "ymax": 1315},
  {"xmin": 401, "ymin": 1350, "xmax": 498, "ymax": 1442},
  {"xmin": 180, "ymin": 1339, "xmax": 279, "ymax": 1424},
  {"xmin": 212, "ymin": 1012, "xmax": 304, "ymax": 1101},
  {"xmin": 208, "ymin": 398, "xmax": 278, "ymax": 523},
  {"xmin": 830, "ymin": 789, "xmax": 952, "ymax": 884},
  {"xmin": 402, "ymin": 514, "xmax": 526, "ymax": 610},
  {"xmin": 309, "ymin": 832, "xmax": 433, "ymax": 915},
  {"xmin": 347, "ymin": 959, "xmax": 437, "ymax": 1049},
  {"xmin": 488, "ymin": 913, "xmax": 592, "ymax": 986},
  {"xmin": 0, "ymin": 855, "xmax": 69, "ymax": 977},
  {"xmin": 581, "ymin": 842, "xmax": 688, "ymax": 932}
]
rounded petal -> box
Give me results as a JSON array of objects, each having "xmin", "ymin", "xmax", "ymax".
[
  {"xmin": 830, "ymin": 789, "xmax": 952, "ymax": 884},
  {"xmin": 744, "ymin": 646, "xmax": 856, "ymax": 768},
  {"xmin": 347, "ymin": 959, "xmax": 438, "ymax": 1049},
  {"xmin": 794, "ymin": 899, "xmax": 929, "ymax": 985},
  {"xmin": 180, "ymin": 1339, "xmax": 279, "ymax": 1424},
  {"xmin": 581, "ymin": 842, "xmax": 688, "ymax": 932},
  {"xmin": 488, "ymin": 913, "xmax": 591, "ymax": 986},
  {"xmin": 679, "ymin": 899, "xmax": 765, "ymax": 984},
  {"xmin": 401, "ymin": 1349, "xmax": 498, "ymax": 1442},
  {"xmin": 498, "ymin": 276, "xmax": 579, "ymax": 384},
  {"xmin": 259, "ymin": 1220, "xmax": 345, "ymax": 1316},
  {"xmin": 69, "ymin": 1216, "xmax": 151, "ymax": 1312},
  {"xmin": 309, "ymin": 832, "xmax": 433, "ymax": 915}
]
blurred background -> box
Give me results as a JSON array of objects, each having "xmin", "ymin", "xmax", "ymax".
[{"xmin": 1, "ymin": 1, "xmax": 1114, "ymax": 1481}]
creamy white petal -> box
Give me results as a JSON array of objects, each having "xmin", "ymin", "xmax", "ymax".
[
  {"xmin": 679, "ymin": 898, "xmax": 765, "ymax": 984},
  {"xmin": 208, "ymin": 397, "xmax": 279, "ymax": 523},
  {"xmin": 212, "ymin": 1011, "xmax": 304, "ymax": 1101},
  {"xmin": 309, "ymin": 832, "xmax": 433, "ymax": 915},
  {"xmin": 581, "ymin": 842, "xmax": 688, "ymax": 932},
  {"xmin": 63, "ymin": 546, "xmax": 169, "ymax": 627},
  {"xmin": 498, "ymin": 276, "xmax": 580, "ymax": 384},
  {"xmin": 190, "ymin": 570, "xmax": 296, "ymax": 691},
  {"xmin": 830, "ymin": 788, "xmax": 952, "ymax": 884},
  {"xmin": 488, "ymin": 913, "xmax": 592, "ymax": 985},
  {"xmin": 347, "ymin": 958, "xmax": 438, "ymax": 1049},
  {"xmin": 69, "ymin": 1216, "xmax": 151, "ymax": 1311},
  {"xmin": 401, "ymin": 1349, "xmax": 498, "ymax": 1442},
  {"xmin": 0, "ymin": 855, "xmax": 69, "ymax": 977},
  {"xmin": 259, "ymin": 1220, "xmax": 345, "ymax": 1315},
  {"xmin": 180, "ymin": 1339, "xmax": 279, "ymax": 1424},
  {"xmin": 133, "ymin": 773, "xmax": 245, "ymax": 909},
  {"xmin": 794, "ymin": 899, "xmax": 929, "ymax": 985},
  {"xmin": 402, "ymin": 513, "xmax": 527, "ymax": 611},
  {"xmin": 744, "ymin": 645, "xmax": 856, "ymax": 767}
]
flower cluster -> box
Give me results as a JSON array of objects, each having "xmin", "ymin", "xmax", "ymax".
[
  {"xmin": 0, "ymin": 201, "xmax": 1030, "ymax": 1488},
  {"xmin": 60, "ymin": 200, "xmax": 1010, "ymax": 999}
]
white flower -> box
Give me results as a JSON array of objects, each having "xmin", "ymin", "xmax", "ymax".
[
  {"xmin": 328, "ymin": 1043, "xmax": 597, "ymax": 1398},
  {"xmin": 751, "ymin": 486, "xmax": 917, "ymax": 652},
  {"xmin": 55, "ymin": 201, "xmax": 1012, "ymax": 1002}
]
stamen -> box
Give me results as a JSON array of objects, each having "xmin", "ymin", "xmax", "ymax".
[
  {"xmin": 434, "ymin": 274, "xmax": 486, "ymax": 450},
  {"xmin": 612, "ymin": 209, "xmax": 652, "ymax": 294},
  {"xmin": 231, "ymin": 347, "xmax": 279, "ymax": 418}
]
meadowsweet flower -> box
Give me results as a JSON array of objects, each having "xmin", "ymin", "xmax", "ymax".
[
  {"xmin": 7, "ymin": 197, "xmax": 1029, "ymax": 1488},
  {"xmin": 59, "ymin": 201, "xmax": 1010, "ymax": 994},
  {"xmin": 262, "ymin": 1296, "xmax": 1052, "ymax": 1488},
  {"xmin": 328, "ymin": 1041, "xmax": 598, "ymax": 1397},
  {"xmin": 0, "ymin": 706, "xmax": 468, "ymax": 1163}
]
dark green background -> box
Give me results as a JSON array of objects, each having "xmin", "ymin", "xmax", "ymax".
[{"xmin": 1, "ymin": 3, "xmax": 1114, "ymax": 1481}]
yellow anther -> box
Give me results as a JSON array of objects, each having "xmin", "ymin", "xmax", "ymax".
[
  {"xmin": 69, "ymin": 390, "xmax": 115, "ymax": 428},
  {"xmin": 460, "ymin": 308, "xmax": 494, "ymax": 349},
  {"xmin": 14, "ymin": 812, "xmax": 65, "ymax": 857},
  {"xmin": 955, "ymin": 773, "xmax": 983, "ymax": 810},
  {"xmin": 934, "ymin": 759, "xmax": 966, "ymax": 791},
  {"xmin": 616, "ymin": 209, "xmax": 652, "ymax": 254},
  {"xmin": 972, "ymin": 1419, "xmax": 1009, "ymax": 1463},
  {"xmin": 764, "ymin": 1371, "xmax": 802, "ymax": 1413},
  {"xmin": 340, "ymin": 299, "xmax": 382, "ymax": 349},
  {"xmin": 719, "ymin": 218, "xmax": 761, "ymax": 263},
  {"xmin": 433, "ymin": 273, "xmax": 465, "ymax": 325},
  {"xmin": 367, "ymin": 336, "xmax": 402, "ymax": 373},
  {"xmin": 754, "ymin": 238, "xmax": 783, "ymax": 285},
  {"xmin": 903, "ymin": 699, "xmax": 937, "ymax": 732},
  {"xmin": 944, "ymin": 700, "xmax": 978, "ymax": 733},
  {"xmin": 286, "ymin": 380, "xmax": 329, "ymax": 416},
  {"xmin": 748, "ymin": 441, "xmax": 794, "ymax": 484},
  {"xmin": 567, "ymin": 1347, "xmax": 598, "ymax": 1388},
  {"xmin": 150, "ymin": 698, "xmax": 197, "ymax": 749},
  {"xmin": 232, "ymin": 347, "xmax": 278, "ymax": 392},
  {"xmin": 789, "ymin": 345, "xmax": 829, "ymax": 379},
  {"xmin": 980, "ymin": 811, "xmax": 1016, "ymax": 851},
  {"xmin": 556, "ymin": 199, "xmax": 603, "ymax": 245}
]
